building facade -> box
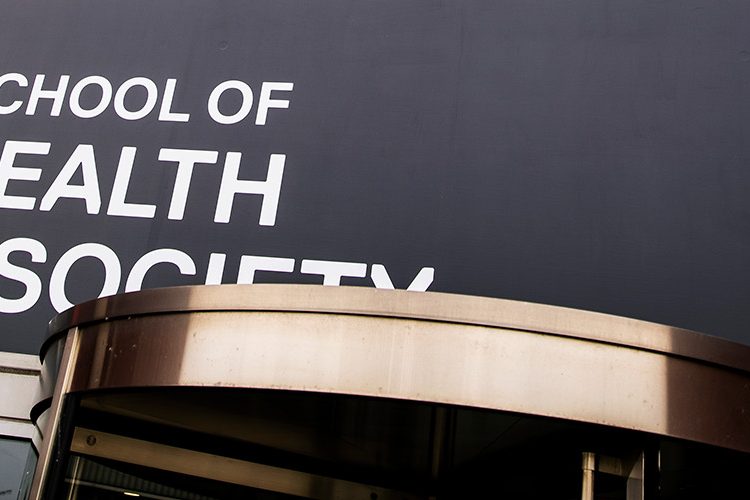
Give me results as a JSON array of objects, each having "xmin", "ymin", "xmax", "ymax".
[{"xmin": 1, "ymin": 0, "xmax": 750, "ymax": 498}]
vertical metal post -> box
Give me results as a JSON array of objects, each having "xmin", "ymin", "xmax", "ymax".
[
  {"xmin": 428, "ymin": 406, "xmax": 454, "ymax": 500},
  {"xmin": 65, "ymin": 455, "xmax": 81, "ymax": 500},
  {"xmin": 28, "ymin": 329, "xmax": 80, "ymax": 500},
  {"xmin": 626, "ymin": 452, "xmax": 645, "ymax": 500},
  {"xmin": 581, "ymin": 452, "xmax": 595, "ymax": 500}
]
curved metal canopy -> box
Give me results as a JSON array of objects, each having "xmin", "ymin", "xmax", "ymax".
[{"xmin": 36, "ymin": 284, "xmax": 750, "ymax": 453}]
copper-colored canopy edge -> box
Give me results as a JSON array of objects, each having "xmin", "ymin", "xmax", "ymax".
[{"xmin": 44, "ymin": 284, "xmax": 750, "ymax": 373}]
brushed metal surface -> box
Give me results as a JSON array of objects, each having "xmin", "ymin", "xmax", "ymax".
[
  {"xmin": 30, "ymin": 335, "xmax": 66, "ymax": 422},
  {"xmin": 31, "ymin": 285, "xmax": 750, "ymax": 458},
  {"xmin": 63, "ymin": 308, "xmax": 750, "ymax": 453},
  {"xmin": 29, "ymin": 329, "xmax": 80, "ymax": 500},
  {"xmin": 45, "ymin": 284, "xmax": 750, "ymax": 373},
  {"xmin": 581, "ymin": 452, "xmax": 595, "ymax": 500}
]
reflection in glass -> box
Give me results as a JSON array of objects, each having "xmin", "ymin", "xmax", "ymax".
[{"xmin": 0, "ymin": 437, "xmax": 32, "ymax": 498}]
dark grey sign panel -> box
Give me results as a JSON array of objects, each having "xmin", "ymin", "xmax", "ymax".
[{"xmin": 1, "ymin": 0, "xmax": 749, "ymax": 353}]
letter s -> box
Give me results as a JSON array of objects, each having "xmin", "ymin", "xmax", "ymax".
[{"xmin": 0, "ymin": 237, "xmax": 47, "ymax": 313}]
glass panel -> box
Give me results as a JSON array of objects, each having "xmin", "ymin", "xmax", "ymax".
[
  {"xmin": 593, "ymin": 470, "xmax": 628, "ymax": 500},
  {"xmin": 63, "ymin": 455, "xmax": 303, "ymax": 499},
  {"xmin": 38, "ymin": 388, "xmax": 750, "ymax": 499},
  {"xmin": 658, "ymin": 439, "xmax": 750, "ymax": 499},
  {"xmin": 61, "ymin": 389, "xmax": 649, "ymax": 499},
  {"xmin": 0, "ymin": 436, "xmax": 32, "ymax": 498},
  {"xmin": 17, "ymin": 444, "xmax": 38, "ymax": 500}
]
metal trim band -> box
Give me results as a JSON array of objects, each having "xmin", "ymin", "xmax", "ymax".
[
  {"xmin": 44, "ymin": 284, "xmax": 750, "ymax": 373},
  {"xmin": 37, "ymin": 285, "xmax": 750, "ymax": 453}
]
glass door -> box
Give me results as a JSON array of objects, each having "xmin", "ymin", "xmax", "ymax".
[
  {"xmin": 62, "ymin": 426, "xmax": 416, "ymax": 500},
  {"xmin": 581, "ymin": 451, "xmax": 644, "ymax": 500}
]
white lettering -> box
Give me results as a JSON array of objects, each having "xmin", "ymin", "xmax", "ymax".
[
  {"xmin": 158, "ymin": 148, "xmax": 218, "ymax": 220},
  {"xmin": 26, "ymin": 74, "xmax": 70, "ymax": 116},
  {"xmin": 255, "ymin": 82, "xmax": 293, "ymax": 125},
  {"xmin": 40, "ymin": 144, "xmax": 101, "ymax": 214},
  {"xmin": 158, "ymin": 78, "xmax": 190, "ymax": 122},
  {"xmin": 300, "ymin": 259, "xmax": 367, "ymax": 286},
  {"xmin": 69, "ymin": 76, "xmax": 113, "ymax": 119},
  {"xmin": 214, "ymin": 153, "xmax": 285, "ymax": 226},
  {"xmin": 114, "ymin": 77, "xmax": 159, "ymax": 120},
  {"xmin": 207, "ymin": 80, "xmax": 253, "ymax": 125},
  {"xmin": 0, "ymin": 73, "xmax": 28, "ymax": 115},
  {"xmin": 0, "ymin": 140, "xmax": 49, "ymax": 210},
  {"xmin": 125, "ymin": 248, "xmax": 196, "ymax": 292},
  {"xmin": 49, "ymin": 243, "xmax": 121, "ymax": 312},
  {"xmin": 370, "ymin": 264, "xmax": 434, "ymax": 291},
  {"xmin": 237, "ymin": 256, "xmax": 294, "ymax": 284},
  {"xmin": 107, "ymin": 147, "xmax": 156, "ymax": 218},
  {"xmin": 0, "ymin": 238, "xmax": 46, "ymax": 313},
  {"xmin": 205, "ymin": 253, "xmax": 227, "ymax": 285}
]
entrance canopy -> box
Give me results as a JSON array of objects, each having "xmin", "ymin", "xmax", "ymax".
[{"xmin": 27, "ymin": 285, "xmax": 750, "ymax": 498}]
